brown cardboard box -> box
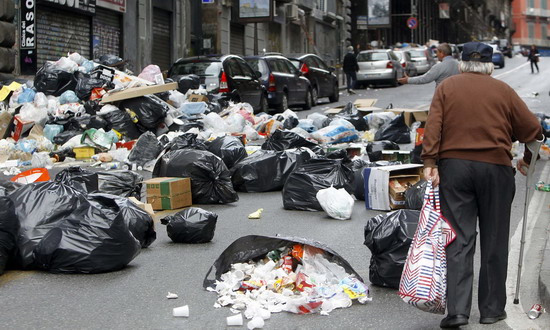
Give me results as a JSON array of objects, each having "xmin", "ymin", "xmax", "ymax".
[
  {"xmin": 187, "ymin": 94, "xmax": 209, "ymax": 102},
  {"xmin": 11, "ymin": 114, "xmax": 34, "ymax": 141},
  {"xmin": 391, "ymin": 108, "xmax": 429, "ymax": 127},
  {"xmin": 128, "ymin": 197, "xmax": 156, "ymax": 217},
  {"xmin": 100, "ymin": 82, "xmax": 178, "ymax": 103},
  {"xmin": 144, "ymin": 177, "xmax": 192, "ymax": 210},
  {"xmin": 364, "ymin": 164, "xmax": 423, "ymax": 211},
  {"xmin": 389, "ymin": 174, "xmax": 421, "ymax": 209},
  {"xmin": 147, "ymin": 193, "xmax": 192, "ymax": 211},
  {"xmin": 0, "ymin": 111, "xmax": 13, "ymax": 139},
  {"xmin": 324, "ymin": 99, "xmax": 379, "ymax": 115}
]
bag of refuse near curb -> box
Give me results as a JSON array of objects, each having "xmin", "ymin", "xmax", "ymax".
[
  {"xmin": 374, "ymin": 113, "xmax": 411, "ymax": 144},
  {"xmin": 74, "ymin": 71, "xmax": 109, "ymax": 101},
  {"xmin": 34, "ymin": 62, "xmax": 78, "ymax": 96},
  {"xmin": 153, "ymin": 149, "xmax": 238, "ymax": 204},
  {"xmin": 364, "ymin": 209, "xmax": 420, "ymax": 288},
  {"xmin": 10, "ymin": 182, "xmax": 141, "ymax": 272},
  {"xmin": 206, "ymin": 135, "xmax": 247, "ymax": 169},
  {"xmin": 96, "ymin": 193, "xmax": 156, "ymax": 248},
  {"xmin": 102, "ymin": 109, "xmax": 141, "ymax": 140},
  {"xmin": 405, "ymin": 179, "xmax": 428, "ymax": 210},
  {"xmin": 97, "ymin": 170, "xmax": 143, "ymax": 199},
  {"xmin": 161, "ymin": 207, "xmax": 217, "ymax": 243},
  {"xmin": 366, "ymin": 140, "xmax": 400, "ymax": 162},
  {"xmin": 316, "ymin": 186, "xmax": 354, "ymax": 220},
  {"xmin": 55, "ymin": 166, "xmax": 99, "ymax": 193},
  {"xmin": 230, "ymin": 148, "xmax": 313, "ymax": 192},
  {"xmin": 127, "ymin": 131, "xmax": 163, "ymax": 167},
  {"xmin": 165, "ymin": 132, "xmax": 208, "ymax": 152},
  {"xmin": 261, "ymin": 130, "xmax": 320, "ymax": 153},
  {"xmin": 0, "ymin": 197, "xmax": 19, "ymax": 275},
  {"xmin": 118, "ymin": 95, "xmax": 169, "ymax": 130},
  {"xmin": 351, "ymin": 158, "xmax": 374, "ymax": 201},
  {"xmin": 282, "ymin": 158, "xmax": 354, "ymax": 211}
]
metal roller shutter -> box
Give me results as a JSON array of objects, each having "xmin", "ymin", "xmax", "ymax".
[
  {"xmin": 230, "ymin": 23, "xmax": 245, "ymax": 56},
  {"xmin": 93, "ymin": 7, "xmax": 121, "ymax": 60},
  {"xmin": 36, "ymin": 6, "xmax": 91, "ymax": 68},
  {"xmin": 152, "ymin": 8, "xmax": 171, "ymax": 71}
]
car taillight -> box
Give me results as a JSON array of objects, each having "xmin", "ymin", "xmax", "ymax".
[
  {"xmin": 219, "ymin": 72, "xmax": 229, "ymax": 93},
  {"xmin": 386, "ymin": 61, "xmax": 394, "ymax": 69},
  {"xmin": 300, "ymin": 63, "xmax": 309, "ymax": 74},
  {"xmin": 268, "ymin": 73, "xmax": 276, "ymax": 92},
  {"xmin": 401, "ymin": 62, "xmax": 406, "ymax": 68}
]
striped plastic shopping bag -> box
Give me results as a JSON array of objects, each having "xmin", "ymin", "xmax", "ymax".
[{"xmin": 398, "ymin": 181, "xmax": 456, "ymax": 314}]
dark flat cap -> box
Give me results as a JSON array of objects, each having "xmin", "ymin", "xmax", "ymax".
[{"xmin": 462, "ymin": 42, "xmax": 493, "ymax": 62}]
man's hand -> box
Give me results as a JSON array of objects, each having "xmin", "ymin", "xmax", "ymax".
[
  {"xmin": 398, "ymin": 73, "xmax": 409, "ymax": 84},
  {"xmin": 423, "ymin": 167, "xmax": 440, "ymax": 187},
  {"xmin": 516, "ymin": 158, "xmax": 529, "ymax": 176}
]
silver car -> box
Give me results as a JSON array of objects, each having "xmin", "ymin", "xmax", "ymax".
[
  {"xmin": 394, "ymin": 50, "xmax": 418, "ymax": 77},
  {"xmin": 356, "ymin": 50, "xmax": 404, "ymax": 87},
  {"xmin": 409, "ymin": 48, "xmax": 435, "ymax": 74}
]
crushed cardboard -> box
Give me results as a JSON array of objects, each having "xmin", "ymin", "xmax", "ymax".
[
  {"xmin": 324, "ymin": 99, "xmax": 379, "ymax": 115},
  {"xmin": 100, "ymin": 82, "xmax": 178, "ymax": 103}
]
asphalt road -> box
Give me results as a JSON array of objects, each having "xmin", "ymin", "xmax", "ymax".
[{"xmin": 0, "ymin": 56, "xmax": 549, "ymax": 330}]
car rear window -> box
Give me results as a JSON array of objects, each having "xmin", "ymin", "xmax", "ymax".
[
  {"xmin": 357, "ymin": 52, "xmax": 388, "ymax": 61},
  {"xmin": 409, "ymin": 50, "xmax": 426, "ymax": 58},
  {"xmin": 171, "ymin": 61, "xmax": 221, "ymax": 76},
  {"xmin": 245, "ymin": 58, "xmax": 269, "ymax": 79},
  {"xmin": 395, "ymin": 52, "xmax": 403, "ymax": 60}
]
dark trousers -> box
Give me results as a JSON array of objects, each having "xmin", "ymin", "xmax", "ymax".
[
  {"xmin": 439, "ymin": 159, "xmax": 515, "ymax": 318},
  {"xmin": 531, "ymin": 60, "xmax": 539, "ymax": 73},
  {"xmin": 345, "ymin": 71, "xmax": 356, "ymax": 90}
]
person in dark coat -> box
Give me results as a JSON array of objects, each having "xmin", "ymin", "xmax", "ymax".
[
  {"xmin": 528, "ymin": 44, "xmax": 540, "ymax": 73},
  {"xmin": 343, "ymin": 46, "xmax": 359, "ymax": 94}
]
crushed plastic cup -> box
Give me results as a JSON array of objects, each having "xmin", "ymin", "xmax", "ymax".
[
  {"xmin": 172, "ymin": 305, "xmax": 189, "ymax": 317},
  {"xmin": 226, "ymin": 313, "xmax": 243, "ymax": 326},
  {"xmin": 247, "ymin": 316, "xmax": 264, "ymax": 329}
]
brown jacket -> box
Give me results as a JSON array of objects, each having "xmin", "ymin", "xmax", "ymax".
[{"xmin": 422, "ymin": 72, "xmax": 542, "ymax": 167}]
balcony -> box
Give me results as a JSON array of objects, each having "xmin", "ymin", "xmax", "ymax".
[{"xmin": 524, "ymin": 7, "xmax": 550, "ymax": 18}]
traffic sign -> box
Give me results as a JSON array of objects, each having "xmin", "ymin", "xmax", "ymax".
[{"xmin": 407, "ymin": 17, "xmax": 418, "ymax": 30}]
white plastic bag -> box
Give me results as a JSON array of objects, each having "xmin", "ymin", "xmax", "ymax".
[
  {"xmin": 203, "ymin": 112, "xmax": 229, "ymax": 132},
  {"xmin": 316, "ymin": 186, "xmax": 354, "ymax": 220},
  {"xmin": 138, "ymin": 64, "xmax": 162, "ymax": 82},
  {"xmin": 55, "ymin": 57, "xmax": 79, "ymax": 72},
  {"xmin": 19, "ymin": 103, "xmax": 48, "ymax": 125},
  {"xmin": 68, "ymin": 52, "xmax": 85, "ymax": 65}
]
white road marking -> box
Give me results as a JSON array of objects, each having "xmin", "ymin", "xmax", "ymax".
[{"xmin": 494, "ymin": 62, "xmax": 531, "ymax": 79}]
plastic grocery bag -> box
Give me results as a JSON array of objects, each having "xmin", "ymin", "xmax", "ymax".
[
  {"xmin": 0, "ymin": 197, "xmax": 19, "ymax": 275},
  {"xmin": 97, "ymin": 170, "xmax": 143, "ymax": 198},
  {"xmin": 153, "ymin": 149, "xmax": 238, "ymax": 204},
  {"xmin": 138, "ymin": 64, "xmax": 162, "ymax": 82},
  {"xmin": 364, "ymin": 209, "xmax": 420, "ymax": 288},
  {"xmin": 311, "ymin": 125, "xmax": 359, "ymax": 144},
  {"xmin": 55, "ymin": 166, "xmax": 99, "ymax": 193},
  {"xmin": 316, "ymin": 186, "xmax": 354, "ymax": 220},
  {"xmin": 161, "ymin": 207, "xmax": 217, "ymax": 243}
]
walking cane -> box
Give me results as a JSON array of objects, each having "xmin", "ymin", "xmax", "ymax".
[{"xmin": 513, "ymin": 138, "xmax": 545, "ymax": 304}]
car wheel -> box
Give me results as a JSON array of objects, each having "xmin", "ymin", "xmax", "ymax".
[
  {"xmin": 500, "ymin": 62, "xmax": 505, "ymax": 68},
  {"xmin": 390, "ymin": 73, "xmax": 398, "ymax": 87},
  {"xmin": 276, "ymin": 93, "xmax": 288, "ymax": 113},
  {"xmin": 328, "ymin": 83, "xmax": 339, "ymax": 102},
  {"xmin": 259, "ymin": 94, "xmax": 269, "ymax": 114},
  {"xmin": 303, "ymin": 89, "xmax": 313, "ymax": 110},
  {"xmin": 311, "ymin": 86, "xmax": 318, "ymax": 106}
]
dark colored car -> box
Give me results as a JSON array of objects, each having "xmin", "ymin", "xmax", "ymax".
[
  {"xmin": 287, "ymin": 53, "xmax": 339, "ymax": 104},
  {"xmin": 167, "ymin": 54, "xmax": 268, "ymax": 113},
  {"xmin": 244, "ymin": 54, "xmax": 313, "ymax": 112},
  {"xmin": 491, "ymin": 49, "xmax": 505, "ymax": 68}
]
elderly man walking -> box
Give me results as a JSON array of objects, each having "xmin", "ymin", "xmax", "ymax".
[
  {"xmin": 398, "ymin": 43, "xmax": 459, "ymax": 88},
  {"xmin": 421, "ymin": 42, "xmax": 543, "ymax": 328}
]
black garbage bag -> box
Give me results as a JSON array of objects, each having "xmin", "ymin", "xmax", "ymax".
[
  {"xmin": 364, "ymin": 209, "xmax": 420, "ymax": 288},
  {"xmin": 336, "ymin": 102, "xmax": 368, "ymax": 131},
  {"xmin": 177, "ymin": 75, "xmax": 200, "ymax": 94},
  {"xmin": 74, "ymin": 71, "xmax": 108, "ymax": 101},
  {"xmin": 374, "ymin": 113, "xmax": 411, "ymax": 144},
  {"xmin": 206, "ymin": 136, "xmax": 247, "ymax": 169},
  {"xmin": 10, "ymin": 182, "xmax": 141, "ymax": 272},
  {"xmin": 97, "ymin": 170, "xmax": 143, "ymax": 199},
  {"xmin": 52, "ymin": 130, "xmax": 83, "ymax": 145},
  {"xmin": 49, "ymin": 149, "xmax": 76, "ymax": 162},
  {"xmin": 165, "ymin": 132, "xmax": 208, "ymax": 152},
  {"xmin": 0, "ymin": 180, "xmax": 23, "ymax": 195},
  {"xmin": 405, "ymin": 179, "xmax": 427, "ymax": 210},
  {"xmin": 230, "ymin": 149, "xmax": 313, "ymax": 192},
  {"xmin": 34, "ymin": 62, "xmax": 77, "ymax": 96},
  {"xmin": 84, "ymin": 99, "xmax": 102, "ymax": 115},
  {"xmin": 203, "ymin": 235, "xmax": 365, "ymax": 288},
  {"xmin": 94, "ymin": 193, "xmax": 156, "ymax": 248},
  {"xmin": 0, "ymin": 197, "xmax": 19, "ymax": 275},
  {"xmin": 127, "ymin": 131, "xmax": 163, "ymax": 167},
  {"xmin": 411, "ymin": 144, "xmax": 423, "ymax": 164},
  {"xmin": 325, "ymin": 149, "xmax": 349, "ymax": 160},
  {"xmin": 282, "ymin": 158, "xmax": 354, "ymax": 211},
  {"xmin": 261, "ymin": 130, "xmax": 320, "ymax": 152},
  {"xmin": 97, "ymin": 54, "xmax": 125, "ymax": 67},
  {"xmin": 161, "ymin": 207, "xmax": 217, "ymax": 244},
  {"xmin": 118, "ymin": 95, "xmax": 169, "ymax": 130},
  {"xmin": 351, "ymin": 158, "xmax": 373, "ymax": 201},
  {"xmin": 102, "ymin": 109, "xmax": 141, "ymax": 140},
  {"xmin": 366, "ymin": 140, "xmax": 400, "ymax": 162},
  {"xmin": 153, "ymin": 149, "xmax": 238, "ymax": 204},
  {"xmin": 168, "ymin": 119, "xmax": 204, "ymax": 133},
  {"xmin": 55, "ymin": 166, "xmax": 99, "ymax": 193}
]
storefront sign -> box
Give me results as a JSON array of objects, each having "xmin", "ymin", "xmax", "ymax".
[
  {"xmin": 97, "ymin": 0, "xmax": 125, "ymax": 13},
  {"xmin": 20, "ymin": 0, "xmax": 37, "ymax": 74},
  {"xmin": 39, "ymin": 0, "xmax": 96, "ymax": 14}
]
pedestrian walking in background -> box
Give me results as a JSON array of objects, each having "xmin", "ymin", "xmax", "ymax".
[
  {"xmin": 528, "ymin": 44, "xmax": 540, "ymax": 73},
  {"xmin": 398, "ymin": 43, "xmax": 460, "ymax": 88},
  {"xmin": 343, "ymin": 46, "xmax": 359, "ymax": 94},
  {"xmin": 421, "ymin": 42, "xmax": 544, "ymax": 329}
]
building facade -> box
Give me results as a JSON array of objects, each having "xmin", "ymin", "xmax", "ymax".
[{"xmin": 512, "ymin": 0, "xmax": 550, "ymax": 48}]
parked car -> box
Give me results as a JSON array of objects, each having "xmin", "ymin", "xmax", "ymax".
[
  {"xmin": 491, "ymin": 49, "xmax": 506, "ymax": 68},
  {"xmin": 287, "ymin": 53, "xmax": 339, "ymax": 104},
  {"xmin": 168, "ymin": 54, "xmax": 268, "ymax": 113},
  {"xmin": 393, "ymin": 50, "xmax": 418, "ymax": 77},
  {"xmin": 356, "ymin": 49, "xmax": 405, "ymax": 87},
  {"xmin": 244, "ymin": 54, "xmax": 313, "ymax": 112},
  {"xmin": 409, "ymin": 48, "xmax": 435, "ymax": 74}
]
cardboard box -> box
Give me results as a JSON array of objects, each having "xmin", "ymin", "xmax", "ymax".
[
  {"xmin": 144, "ymin": 177, "xmax": 192, "ymax": 210},
  {"xmin": 0, "ymin": 111, "xmax": 13, "ymax": 139},
  {"xmin": 363, "ymin": 164, "xmax": 423, "ymax": 211},
  {"xmin": 100, "ymin": 82, "xmax": 178, "ymax": 103},
  {"xmin": 324, "ymin": 99, "xmax": 379, "ymax": 115},
  {"xmin": 389, "ymin": 174, "xmax": 421, "ymax": 209},
  {"xmin": 381, "ymin": 150, "xmax": 411, "ymax": 163},
  {"xmin": 187, "ymin": 94, "xmax": 209, "ymax": 102},
  {"xmin": 147, "ymin": 193, "xmax": 192, "ymax": 211},
  {"xmin": 11, "ymin": 114, "xmax": 34, "ymax": 141},
  {"xmin": 128, "ymin": 197, "xmax": 156, "ymax": 217},
  {"xmin": 391, "ymin": 108, "xmax": 429, "ymax": 127}
]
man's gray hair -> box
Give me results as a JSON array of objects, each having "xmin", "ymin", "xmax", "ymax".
[
  {"xmin": 459, "ymin": 54, "xmax": 494, "ymax": 75},
  {"xmin": 437, "ymin": 43, "xmax": 452, "ymax": 56}
]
